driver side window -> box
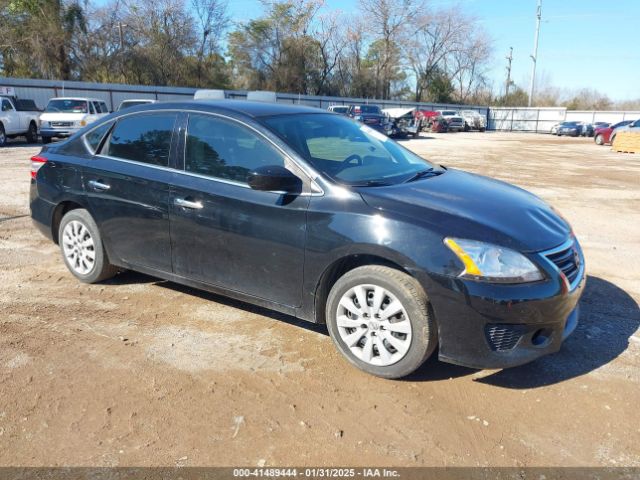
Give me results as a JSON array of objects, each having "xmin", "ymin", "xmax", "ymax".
[{"xmin": 185, "ymin": 114, "xmax": 286, "ymax": 183}]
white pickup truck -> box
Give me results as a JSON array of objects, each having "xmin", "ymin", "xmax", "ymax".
[{"xmin": 0, "ymin": 95, "xmax": 41, "ymax": 146}]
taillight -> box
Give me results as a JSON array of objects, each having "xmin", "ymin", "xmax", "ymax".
[{"xmin": 30, "ymin": 155, "xmax": 47, "ymax": 179}]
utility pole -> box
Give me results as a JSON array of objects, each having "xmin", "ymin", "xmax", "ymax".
[
  {"xmin": 505, "ymin": 47, "xmax": 513, "ymax": 99},
  {"xmin": 118, "ymin": 22, "xmax": 125, "ymax": 51},
  {"xmin": 528, "ymin": 0, "xmax": 542, "ymax": 107}
]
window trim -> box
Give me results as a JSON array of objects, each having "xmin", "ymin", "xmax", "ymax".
[{"xmin": 86, "ymin": 108, "xmax": 324, "ymax": 196}]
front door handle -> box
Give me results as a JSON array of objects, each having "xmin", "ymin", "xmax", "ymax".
[
  {"xmin": 88, "ymin": 179, "xmax": 110, "ymax": 191},
  {"xmin": 174, "ymin": 197, "xmax": 203, "ymax": 210}
]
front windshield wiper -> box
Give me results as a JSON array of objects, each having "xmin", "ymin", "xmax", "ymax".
[
  {"xmin": 350, "ymin": 179, "xmax": 393, "ymax": 187},
  {"xmin": 403, "ymin": 168, "xmax": 443, "ymax": 183}
]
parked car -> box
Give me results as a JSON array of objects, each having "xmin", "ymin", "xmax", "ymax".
[
  {"xmin": 610, "ymin": 118, "xmax": 640, "ymax": 144},
  {"xmin": 578, "ymin": 122, "xmax": 594, "ymax": 137},
  {"xmin": 556, "ymin": 121, "xmax": 582, "ymax": 137},
  {"xmin": 382, "ymin": 107, "xmax": 422, "ymax": 138},
  {"xmin": 593, "ymin": 121, "xmax": 610, "ymax": 130},
  {"xmin": 458, "ymin": 110, "xmax": 486, "ymax": 132},
  {"xmin": 550, "ymin": 123, "xmax": 560, "ymax": 135},
  {"xmin": 347, "ymin": 104, "xmax": 391, "ymax": 134},
  {"xmin": 415, "ymin": 110, "xmax": 448, "ymax": 133},
  {"xmin": 117, "ymin": 99, "xmax": 157, "ymax": 111},
  {"xmin": 30, "ymin": 100, "xmax": 585, "ymax": 379},
  {"xmin": 437, "ymin": 110, "xmax": 465, "ymax": 132},
  {"xmin": 0, "ymin": 95, "xmax": 40, "ymax": 146},
  {"xmin": 327, "ymin": 105, "xmax": 349, "ymax": 116},
  {"xmin": 594, "ymin": 120, "xmax": 633, "ymax": 145},
  {"xmin": 39, "ymin": 97, "xmax": 110, "ymax": 143}
]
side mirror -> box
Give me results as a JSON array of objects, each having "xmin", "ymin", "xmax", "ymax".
[{"xmin": 248, "ymin": 165, "xmax": 302, "ymax": 194}]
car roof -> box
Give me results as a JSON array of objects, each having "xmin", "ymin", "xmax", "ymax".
[{"xmin": 133, "ymin": 99, "xmax": 324, "ymax": 118}]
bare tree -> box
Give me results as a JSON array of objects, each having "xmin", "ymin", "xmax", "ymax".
[
  {"xmin": 358, "ymin": 0, "xmax": 424, "ymax": 99},
  {"xmin": 191, "ymin": 0, "xmax": 229, "ymax": 86}
]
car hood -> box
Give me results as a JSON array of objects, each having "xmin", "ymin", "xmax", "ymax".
[
  {"xmin": 39, "ymin": 112, "xmax": 87, "ymax": 122},
  {"xmin": 358, "ymin": 169, "xmax": 570, "ymax": 252}
]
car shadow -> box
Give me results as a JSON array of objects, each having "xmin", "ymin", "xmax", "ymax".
[
  {"xmin": 396, "ymin": 135, "xmax": 435, "ymax": 141},
  {"xmin": 476, "ymin": 276, "xmax": 639, "ymax": 389},
  {"xmin": 106, "ymin": 270, "xmax": 329, "ymax": 336},
  {"xmin": 105, "ymin": 273, "xmax": 638, "ymax": 386},
  {"xmin": 1, "ymin": 140, "xmax": 42, "ymax": 148}
]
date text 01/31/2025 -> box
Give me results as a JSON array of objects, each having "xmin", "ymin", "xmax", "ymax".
[{"xmin": 232, "ymin": 468, "xmax": 400, "ymax": 478}]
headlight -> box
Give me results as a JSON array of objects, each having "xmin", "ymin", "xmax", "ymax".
[
  {"xmin": 78, "ymin": 120, "xmax": 87, "ymax": 127},
  {"xmin": 444, "ymin": 237, "xmax": 544, "ymax": 283},
  {"xmin": 354, "ymin": 115, "xmax": 363, "ymax": 121}
]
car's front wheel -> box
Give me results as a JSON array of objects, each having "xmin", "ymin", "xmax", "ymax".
[
  {"xmin": 58, "ymin": 209, "xmax": 118, "ymax": 283},
  {"xmin": 595, "ymin": 134, "xmax": 604, "ymax": 145},
  {"xmin": 326, "ymin": 265, "xmax": 437, "ymax": 379}
]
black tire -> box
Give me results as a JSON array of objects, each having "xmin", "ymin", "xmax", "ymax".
[
  {"xmin": 463, "ymin": 122, "xmax": 470, "ymax": 132},
  {"xmin": 26, "ymin": 122, "xmax": 38, "ymax": 143},
  {"xmin": 479, "ymin": 127, "xmax": 486, "ymax": 132},
  {"xmin": 326, "ymin": 265, "xmax": 437, "ymax": 379},
  {"xmin": 0, "ymin": 123, "xmax": 6, "ymax": 146},
  {"xmin": 42, "ymin": 136, "xmax": 52, "ymax": 144},
  {"xmin": 58, "ymin": 208, "xmax": 118, "ymax": 283},
  {"xmin": 595, "ymin": 134, "xmax": 604, "ymax": 146}
]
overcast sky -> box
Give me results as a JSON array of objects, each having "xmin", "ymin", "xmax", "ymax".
[{"xmin": 226, "ymin": 0, "xmax": 639, "ymax": 100}]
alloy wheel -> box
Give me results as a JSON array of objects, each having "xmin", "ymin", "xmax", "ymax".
[
  {"xmin": 336, "ymin": 284, "xmax": 412, "ymax": 366},
  {"xmin": 62, "ymin": 220, "xmax": 96, "ymax": 275}
]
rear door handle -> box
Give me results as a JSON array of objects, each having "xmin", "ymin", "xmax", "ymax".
[
  {"xmin": 174, "ymin": 197, "xmax": 203, "ymax": 210},
  {"xmin": 88, "ymin": 180, "xmax": 110, "ymax": 191}
]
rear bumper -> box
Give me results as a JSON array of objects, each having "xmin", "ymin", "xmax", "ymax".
[
  {"xmin": 417, "ymin": 249, "xmax": 586, "ymax": 369},
  {"xmin": 29, "ymin": 181, "xmax": 56, "ymax": 242}
]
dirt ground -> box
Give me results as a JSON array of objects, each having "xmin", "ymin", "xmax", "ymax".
[{"xmin": 0, "ymin": 132, "xmax": 639, "ymax": 467}]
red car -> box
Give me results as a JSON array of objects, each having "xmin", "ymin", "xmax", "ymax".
[
  {"xmin": 415, "ymin": 110, "xmax": 448, "ymax": 133},
  {"xmin": 594, "ymin": 120, "xmax": 633, "ymax": 145}
]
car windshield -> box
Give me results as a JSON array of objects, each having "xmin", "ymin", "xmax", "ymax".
[
  {"xmin": 262, "ymin": 113, "xmax": 438, "ymax": 186},
  {"xmin": 354, "ymin": 106, "xmax": 380, "ymax": 114},
  {"xmin": 45, "ymin": 99, "xmax": 88, "ymax": 113},
  {"xmin": 441, "ymin": 111, "xmax": 457, "ymax": 116}
]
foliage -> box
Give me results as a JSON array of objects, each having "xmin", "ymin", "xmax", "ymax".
[{"xmin": 0, "ymin": 0, "xmax": 493, "ymax": 103}]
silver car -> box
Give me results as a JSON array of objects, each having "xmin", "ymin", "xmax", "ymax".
[{"xmin": 611, "ymin": 118, "xmax": 640, "ymax": 143}]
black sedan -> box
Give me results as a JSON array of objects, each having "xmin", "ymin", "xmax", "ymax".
[
  {"xmin": 30, "ymin": 100, "xmax": 585, "ymax": 378},
  {"xmin": 557, "ymin": 121, "xmax": 582, "ymax": 137}
]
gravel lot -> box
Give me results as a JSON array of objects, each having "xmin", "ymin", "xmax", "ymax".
[{"xmin": 1, "ymin": 132, "xmax": 639, "ymax": 467}]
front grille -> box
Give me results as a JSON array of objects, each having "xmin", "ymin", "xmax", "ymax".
[
  {"xmin": 50, "ymin": 121, "xmax": 73, "ymax": 127},
  {"xmin": 546, "ymin": 244, "xmax": 580, "ymax": 284},
  {"xmin": 485, "ymin": 324, "xmax": 526, "ymax": 351}
]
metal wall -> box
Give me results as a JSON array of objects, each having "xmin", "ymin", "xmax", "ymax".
[
  {"xmin": 0, "ymin": 76, "xmax": 488, "ymax": 116},
  {"xmin": 2, "ymin": 77, "xmax": 638, "ymax": 133}
]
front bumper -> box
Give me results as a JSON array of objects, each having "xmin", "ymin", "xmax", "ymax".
[
  {"xmin": 419, "ymin": 240, "xmax": 586, "ymax": 369},
  {"xmin": 40, "ymin": 128, "xmax": 79, "ymax": 138}
]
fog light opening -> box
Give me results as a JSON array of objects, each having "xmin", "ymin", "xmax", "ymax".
[{"xmin": 531, "ymin": 328, "xmax": 553, "ymax": 347}]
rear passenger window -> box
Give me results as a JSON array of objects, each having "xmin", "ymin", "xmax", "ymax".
[
  {"xmin": 185, "ymin": 113, "xmax": 285, "ymax": 183},
  {"xmin": 85, "ymin": 121, "xmax": 113, "ymax": 153},
  {"xmin": 105, "ymin": 113, "xmax": 177, "ymax": 166}
]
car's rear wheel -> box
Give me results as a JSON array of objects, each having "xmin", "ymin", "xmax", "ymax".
[
  {"xmin": 595, "ymin": 134, "xmax": 604, "ymax": 145},
  {"xmin": 0, "ymin": 124, "xmax": 6, "ymax": 146},
  {"xmin": 26, "ymin": 122, "xmax": 38, "ymax": 143},
  {"xmin": 58, "ymin": 209, "xmax": 118, "ymax": 283},
  {"xmin": 326, "ymin": 265, "xmax": 437, "ymax": 379}
]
